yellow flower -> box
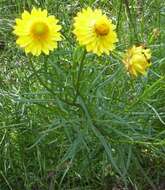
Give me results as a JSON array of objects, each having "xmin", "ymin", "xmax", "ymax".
[
  {"xmin": 73, "ymin": 7, "xmax": 118, "ymax": 56},
  {"xmin": 123, "ymin": 45, "xmax": 151, "ymax": 77},
  {"xmin": 13, "ymin": 7, "xmax": 62, "ymax": 56}
]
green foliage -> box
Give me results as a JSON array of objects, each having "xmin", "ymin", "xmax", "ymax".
[{"xmin": 0, "ymin": 0, "xmax": 165, "ymax": 189}]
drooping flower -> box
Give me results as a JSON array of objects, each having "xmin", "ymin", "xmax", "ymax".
[
  {"xmin": 123, "ymin": 45, "xmax": 151, "ymax": 77},
  {"xmin": 73, "ymin": 7, "xmax": 118, "ymax": 56},
  {"xmin": 13, "ymin": 7, "xmax": 62, "ymax": 56}
]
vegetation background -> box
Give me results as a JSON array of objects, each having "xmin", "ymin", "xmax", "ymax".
[{"xmin": 0, "ymin": 0, "xmax": 165, "ymax": 189}]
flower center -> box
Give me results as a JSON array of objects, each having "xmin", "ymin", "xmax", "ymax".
[
  {"xmin": 31, "ymin": 22, "xmax": 49, "ymax": 37},
  {"xmin": 95, "ymin": 20, "xmax": 109, "ymax": 36}
]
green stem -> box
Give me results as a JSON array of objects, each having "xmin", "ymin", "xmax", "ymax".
[
  {"xmin": 28, "ymin": 57, "xmax": 77, "ymax": 107},
  {"xmin": 29, "ymin": 57, "xmax": 56, "ymax": 96},
  {"xmin": 116, "ymin": 0, "xmax": 123, "ymax": 33},
  {"xmin": 124, "ymin": 0, "xmax": 138, "ymax": 42},
  {"xmin": 74, "ymin": 49, "xmax": 86, "ymax": 101}
]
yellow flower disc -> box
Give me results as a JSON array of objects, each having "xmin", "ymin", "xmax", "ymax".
[
  {"xmin": 123, "ymin": 45, "xmax": 151, "ymax": 77},
  {"xmin": 13, "ymin": 7, "xmax": 62, "ymax": 56},
  {"xmin": 73, "ymin": 7, "xmax": 118, "ymax": 56}
]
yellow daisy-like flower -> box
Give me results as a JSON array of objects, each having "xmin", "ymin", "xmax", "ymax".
[
  {"xmin": 73, "ymin": 7, "xmax": 118, "ymax": 56},
  {"xmin": 123, "ymin": 45, "xmax": 151, "ymax": 77},
  {"xmin": 13, "ymin": 7, "xmax": 62, "ymax": 56}
]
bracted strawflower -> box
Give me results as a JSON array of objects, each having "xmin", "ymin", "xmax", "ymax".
[
  {"xmin": 13, "ymin": 7, "xmax": 62, "ymax": 56},
  {"xmin": 123, "ymin": 45, "xmax": 151, "ymax": 77},
  {"xmin": 73, "ymin": 7, "xmax": 118, "ymax": 56}
]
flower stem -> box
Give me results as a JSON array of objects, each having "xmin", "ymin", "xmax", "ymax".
[
  {"xmin": 28, "ymin": 56, "xmax": 77, "ymax": 107},
  {"xmin": 74, "ymin": 49, "xmax": 86, "ymax": 101}
]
